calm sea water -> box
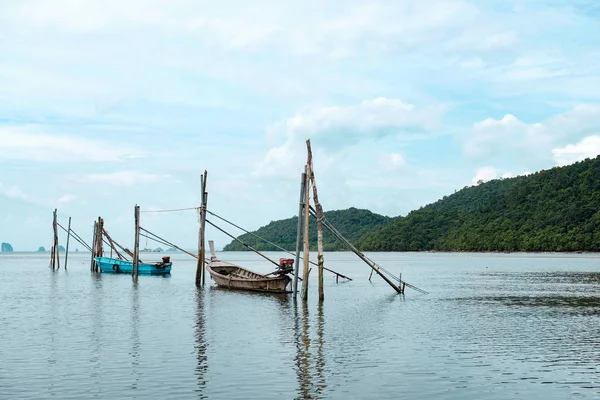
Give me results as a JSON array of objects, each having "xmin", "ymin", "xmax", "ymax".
[{"xmin": 1, "ymin": 251, "xmax": 599, "ymax": 399}]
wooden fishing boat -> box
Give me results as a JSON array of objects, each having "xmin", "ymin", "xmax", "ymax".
[
  {"xmin": 94, "ymin": 256, "xmax": 172, "ymax": 275},
  {"xmin": 206, "ymin": 258, "xmax": 293, "ymax": 293}
]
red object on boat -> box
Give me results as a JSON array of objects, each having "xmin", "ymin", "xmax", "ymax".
[
  {"xmin": 162, "ymin": 256, "xmax": 171, "ymax": 263},
  {"xmin": 279, "ymin": 258, "xmax": 294, "ymax": 266}
]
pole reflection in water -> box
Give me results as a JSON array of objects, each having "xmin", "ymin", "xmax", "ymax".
[
  {"xmin": 129, "ymin": 280, "xmax": 141, "ymax": 390},
  {"xmin": 293, "ymin": 300, "xmax": 327, "ymax": 399},
  {"xmin": 195, "ymin": 288, "xmax": 208, "ymax": 398},
  {"xmin": 315, "ymin": 302, "xmax": 326, "ymax": 397},
  {"xmin": 89, "ymin": 273, "xmax": 103, "ymax": 393}
]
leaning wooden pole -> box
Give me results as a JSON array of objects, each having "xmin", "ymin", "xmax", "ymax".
[
  {"xmin": 301, "ymin": 165, "xmax": 311, "ymax": 300},
  {"xmin": 306, "ymin": 139, "xmax": 325, "ymax": 302},
  {"xmin": 293, "ymin": 171, "xmax": 307, "ymax": 297},
  {"xmin": 196, "ymin": 171, "xmax": 208, "ymax": 287},
  {"xmin": 133, "ymin": 206, "xmax": 140, "ymax": 278},
  {"xmin": 64, "ymin": 216, "xmax": 72, "ymax": 270}
]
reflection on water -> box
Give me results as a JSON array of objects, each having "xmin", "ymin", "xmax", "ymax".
[
  {"xmin": 3, "ymin": 252, "xmax": 600, "ymax": 399},
  {"xmin": 293, "ymin": 300, "xmax": 327, "ymax": 400},
  {"xmin": 195, "ymin": 288, "xmax": 208, "ymax": 398},
  {"xmin": 129, "ymin": 281, "xmax": 141, "ymax": 390}
]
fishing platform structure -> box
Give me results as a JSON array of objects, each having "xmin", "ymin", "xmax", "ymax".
[{"xmin": 47, "ymin": 138, "xmax": 427, "ymax": 298}]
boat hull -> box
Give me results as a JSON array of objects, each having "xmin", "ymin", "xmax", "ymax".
[
  {"xmin": 94, "ymin": 257, "xmax": 172, "ymax": 275},
  {"xmin": 206, "ymin": 261, "xmax": 291, "ymax": 293}
]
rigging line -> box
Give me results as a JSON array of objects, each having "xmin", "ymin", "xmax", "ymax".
[
  {"xmin": 56, "ymin": 222, "xmax": 90, "ymax": 250},
  {"xmin": 138, "ymin": 227, "xmax": 199, "ymax": 259},
  {"xmin": 205, "ymin": 218, "xmax": 281, "ymax": 270},
  {"xmin": 138, "ymin": 233, "xmax": 171, "ymax": 249},
  {"xmin": 140, "ymin": 206, "xmax": 199, "ymax": 213},
  {"xmin": 206, "ymin": 209, "xmax": 352, "ymax": 281},
  {"xmin": 56, "ymin": 223, "xmax": 92, "ymax": 252},
  {"xmin": 311, "ymin": 209, "xmax": 428, "ymax": 294}
]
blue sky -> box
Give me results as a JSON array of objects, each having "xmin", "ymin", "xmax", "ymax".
[{"xmin": 2, "ymin": 0, "xmax": 600, "ymax": 251}]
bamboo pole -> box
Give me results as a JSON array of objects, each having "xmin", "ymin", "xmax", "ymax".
[
  {"xmin": 201, "ymin": 190, "xmax": 208, "ymax": 286},
  {"xmin": 293, "ymin": 172, "xmax": 307, "ymax": 297},
  {"xmin": 50, "ymin": 245, "xmax": 55, "ymax": 269},
  {"xmin": 53, "ymin": 209, "xmax": 60, "ymax": 270},
  {"xmin": 196, "ymin": 171, "xmax": 207, "ymax": 287},
  {"xmin": 64, "ymin": 217, "xmax": 71, "ymax": 270},
  {"xmin": 90, "ymin": 221, "xmax": 97, "ymax": 272},
  {"xmin": 96, "ymin": 217, "xmax": 104, "ymax": 260},
  {"xmin": 301, "ymin": 165, "xmax": 311, "ymax": 300},
  {"xmin": 133, "ymin": 206, "xmax": 140, "ymax": 277},
  {"xmin": 306, "ymin": 140, "xmax": 325, "ymax": 302}
]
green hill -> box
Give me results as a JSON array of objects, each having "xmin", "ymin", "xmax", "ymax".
[
  {"xmin": 224, "ymin": 156, "xmax": 600, "ymax": 252},
  {"xmin": 223, "ymin": 208, "xmax": 391, "ymax": 251},
  {"xmin": 358, "ymin": 156, "xmax": 600, "ymax": 252}
]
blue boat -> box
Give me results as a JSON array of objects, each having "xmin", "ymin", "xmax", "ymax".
[{"xmin": 94, "ymin": 256, "xmax": 172, "ymax": 275}]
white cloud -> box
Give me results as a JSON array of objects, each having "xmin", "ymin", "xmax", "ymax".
[
  {"xmin": 552, "ymin": 135, "xmax": 600, "ymax": 166},
  {"xmin": 472, "ymin": 166, "xmax": 498, "ymax": 185},
  {"xmin": 0, "ymin": 125, "xmax": 140, "ymax": 162},
  {"xmin": 379, "ymin": 152, "xmax": 406, "ymax": 171},
  {"xmin": 255, "ymin": 98, "xmax": 443, "ymax": 178},
  {"xmin": 80, "ymin": 171, "xmax": 169, "ymax": 186},
  {"xmin": 0, "ymin": 183, "xmax": 29, "ymax": 201},
  {"xmin": 58, "ymin": 194, "xmax": 77, "ymax": 204},
  {"xmin": 463, "ymin": 105, "xmax": 600, "ymax": 162}
]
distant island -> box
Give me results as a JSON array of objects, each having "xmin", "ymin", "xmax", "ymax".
[
  {"xmin": 38, "ymin": 246, "xmax": 46, "ymax": 252},
  {"xmin": 224, "ymin": 156, "xmax": 600, "ymax": 253},
  {"xmin": 1, "ymin": 242, "xmax": 13, "ymax": 252}
]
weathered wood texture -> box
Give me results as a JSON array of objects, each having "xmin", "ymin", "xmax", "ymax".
[
  {"xmin": 64, "ymin": 217, "xmax": 71, "ymax": 270},
  {"xmin": 207, "ymin": 260, "xmax": 291, "ymax": 293},
  {"xmin": 196, "ymin": 170, "xmax": 208, "ymax": 286},
  {"xmin": 306, "ymin": 139, "xmax": 325, "ymax": 302},
  {"xmin": 132, "ymin": 207, "xmax": 140, "ymax": 277},
  {"xmin": 301, "ymin": 165, "xmax": 311, "ymax": 300},
  {"xmin": 293, "ymin": 172, "xmax": 307, "ymax": 297}
]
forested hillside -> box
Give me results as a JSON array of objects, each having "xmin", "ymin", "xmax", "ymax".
[
  {"xmin": 224, "ymin": 156, "xmax": 600, "ymax": 252},
  {"xmin": 358, "ymin": 156, "xmax": 600, "ymax": 251},
  {"xmin": 223, "ymin": 208, "xmax": 391, "ymax": 251}
]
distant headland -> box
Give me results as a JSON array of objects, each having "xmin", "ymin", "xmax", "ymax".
[{"xmin": 1, "ymin": 242, "xmax": 14, "ymax": 252}]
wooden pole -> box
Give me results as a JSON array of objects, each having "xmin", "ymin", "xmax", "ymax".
[
  {"xmin": 64, "ymin": 217, "xmax": 72, "ymax": 270},
  {"xmin": 196, "ymin": 171, "xmax": 207, "ymax": 287},
  {"xmin": 53, "ymin": 209, "xmax": 60, "ymax": 270},
  {"xmin": 301, "ymin": 165, "xmax": 311, "ymax": 300},
  {"xmin": 133, "ymin": 206, "xmax": 140, "ymax": 277},
  {"xmin": 201, "ymin": 190, "xmax": 208, "ymax": 286},
  {"xmin": 306, "ymin": 139, "xmax": 325, "ymax": 302},
  {"xmin": 90, "ymin": 221, "xmax": 97, "ymax": 271},
  {"xmin": 50, "ymin": 245, "xmax": 55, "ymax": 269},
  {"xmin": 97, "ymin": 217, "xmax": 104, "ymax": 259},
  {"xmin": 293, "ymin": 172, "xmax": 307, "ymax": 297}
]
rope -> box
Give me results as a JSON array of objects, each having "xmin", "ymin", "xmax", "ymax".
[
  {"xmin": 206, "ymin": 210, "xmax": 352, "ymax": 281},
  {"xmin": 57, "ymin": 222, "xmax": 92, "ymax": 252},
  {"xmin": 309, "ymin": 207, "xmax": 428, "ymax": 295},
  {"xmin": 205, "ymin": 218, "xmax": 281, "ymax": 269},
  {"xmin": 139, "ymin": 227, "xmax": 201, "ymax": 260},
  {"xmin": 140, "ymin": 207, "xmax": 199, "ymax": 213}
]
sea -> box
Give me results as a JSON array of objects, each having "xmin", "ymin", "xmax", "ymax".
[{"xmin": 1, "ymin": 251, "xmax": 599, "ymax": 399}]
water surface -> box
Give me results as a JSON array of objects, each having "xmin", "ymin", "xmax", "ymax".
[{"xmin": 1, "ymin": 251, "xmax": 599, "ymax": 399}]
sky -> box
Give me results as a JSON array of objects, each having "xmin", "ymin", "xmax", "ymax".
[{"xmin": 2, "ymin": 0, "xmax": 600, "ymax": 251}]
